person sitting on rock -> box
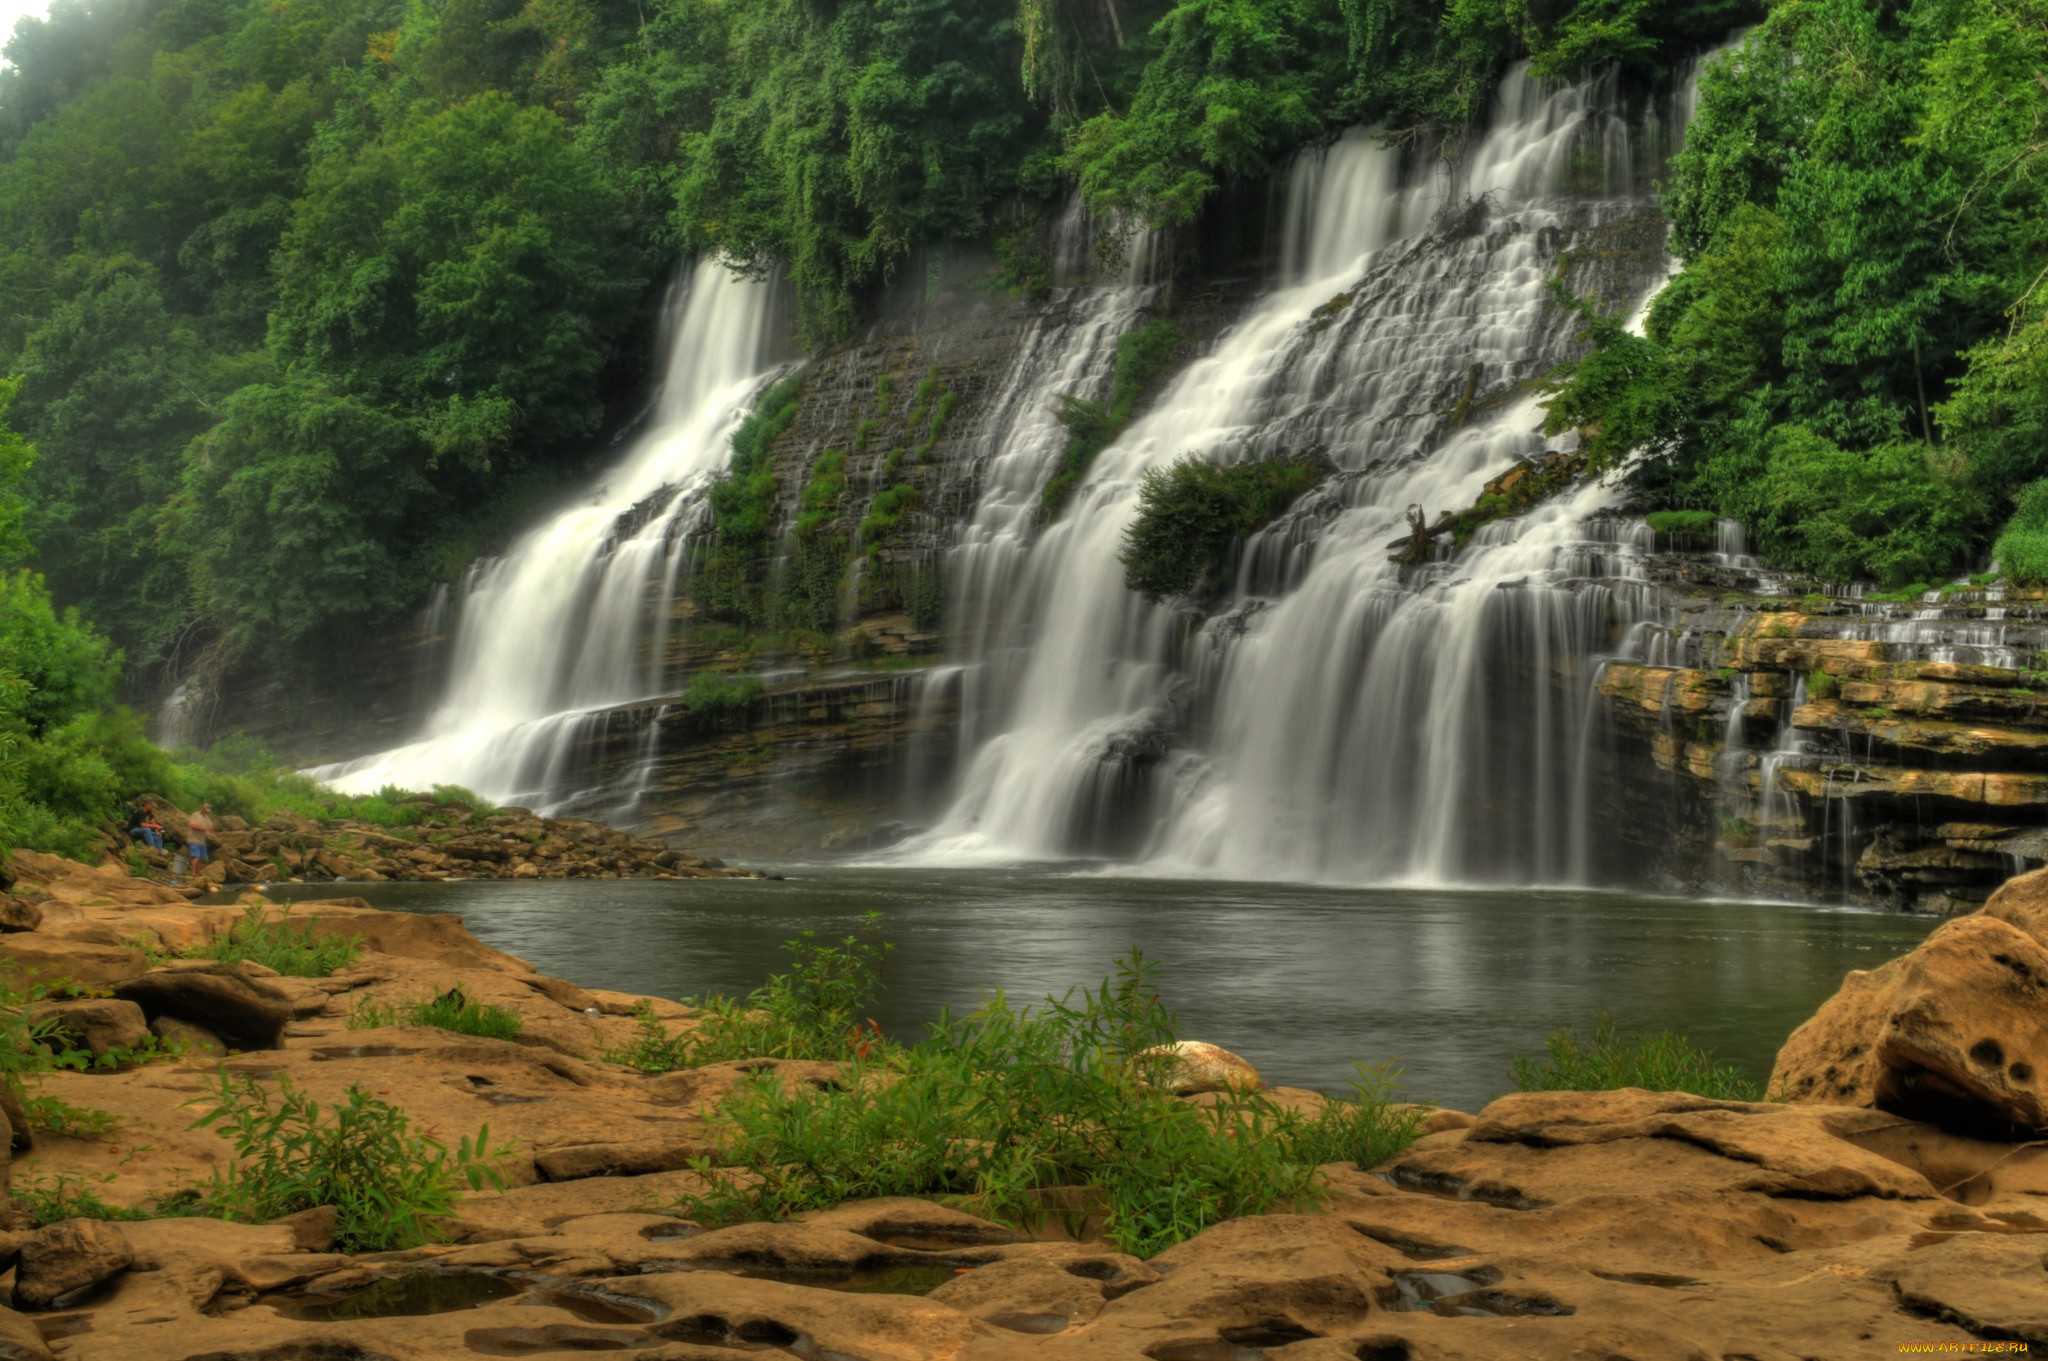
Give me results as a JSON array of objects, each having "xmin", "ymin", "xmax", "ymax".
[
  {"xmin": 186, "ymin": 802, "xmax": 214, "ymax": 870},
  {"xmin": 136, "ymin": 801, "xmax": 165, "ymax": 852}
]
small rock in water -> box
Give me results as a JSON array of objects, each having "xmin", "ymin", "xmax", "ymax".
[{"xmin": 1137, "ymin": 1041, "xmax": 1262, "ymax": 1095}]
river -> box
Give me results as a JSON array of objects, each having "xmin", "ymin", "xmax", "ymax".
[{"xmin": 261, "ymin": 870, "xmax": 1928, "ymax": 1113}]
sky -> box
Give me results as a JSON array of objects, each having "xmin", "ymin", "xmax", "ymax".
[{"xmin": 0, "ymin": 0, "xmax": 49, "ymax": 65}]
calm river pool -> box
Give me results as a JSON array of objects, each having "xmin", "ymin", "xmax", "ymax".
[{"xmin": 261, "ymin": 868, "xmax": 1933, "ymax": 1113}]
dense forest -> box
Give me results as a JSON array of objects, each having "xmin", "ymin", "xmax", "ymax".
[{"xmin": 2, "ymin": 0, "xmax": 2047, "ymax": 852}]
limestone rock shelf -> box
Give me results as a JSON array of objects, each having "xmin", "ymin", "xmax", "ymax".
[{"xmin": 1597, "ymin": 583, "xmax": 2048, "ymax": 912}]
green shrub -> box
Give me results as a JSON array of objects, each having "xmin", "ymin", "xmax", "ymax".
[
  {"xmin": 795, "ymin": 449, "xmax": 847, "ymax": 538},
  {"xmin": 1754, "ymin": 428, "xmax": 1976, "ymax": 588},
  {"xmin": 427, "ymin": 784, "xmax": 496, "ymax": 816},
  {"xmin": 1807, "ymin": 668, "xmax": 1840, "ymax": 699},
  {"xmin": 1120, "ymin": 456, "xmax": 1329, "ymax": 602},
  {"xmin": 190, "ymin": 902, "xmax": 361, "ymax": 978},
  {"xmin": 1043, "ymin": 322, "xmax": 1183, "ymax": 516},
  {"xmin": 681, "ymin": 671, "xmax": 765, "ymax": 715},
  {"xmin": 349, "ymin": 990, "xmax": 523, "ymax": 1040},
  {"xmin": 858, "ymin": 485, "xmax": 923, "ymax": 548},
  {"xmin": 1509, "ymin": 1015, "xmax": 1761, "ymax": 1101},
  {"xmin": 190, "ymin": 1070, "xmax": 511, "ymax": 1252},
  {"xmin": 1644, "ymin": 509, "xmax": 1719, "ymax": 539},
  {"xmin": 680, "ymin": 948, "xmax": 1426, "ymax": 1258},
  {"xmin": 1995, "ymin": 480, "xmax": 2048, "ymax": 585}
]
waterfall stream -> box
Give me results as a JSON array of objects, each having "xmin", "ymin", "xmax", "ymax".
[
  {"xmin": 310, "ymin": 260, "xmax": 781, "ymax": 810},
  {"xmin": 903, "ymin": 64, "xmax": 1708, "ymax": 883}
]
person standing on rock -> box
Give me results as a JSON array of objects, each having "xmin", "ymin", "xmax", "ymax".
[{"xmin": 186, "ymin": 803, "xmax": 214, "ymax": 871}]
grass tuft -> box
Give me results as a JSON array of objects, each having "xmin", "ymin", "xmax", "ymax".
[
  {"xmin": 190, "ymin": 901, "xmax": 362, "ymax": 977},
  {"xmin": 1509, "ymin": 1014, "xmax": 1761, "ymax": 1101}
]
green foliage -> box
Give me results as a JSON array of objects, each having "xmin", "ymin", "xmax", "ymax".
[
  {"xmin": 12, "ymin": 1169, "xmax": 153, "ymax": 1225},
  {"xmin": 1644, "ymin": 509, "xmax": 1717, "ymax": 539},
  {"xmin": 795, "ymin": 449, "xmax": 847, "ymax": 538},
  {"xmin": 1510, "ymin": 1014, "xmax": 1761, "ymax": 1101},
  {"xmin": 190, "ymin": 1069, "xmax": 511, "ymax": 1252},
  {"xmin": 1044, "ymin": 321, "xmax": 1183, "ymax": 516},
  {"xmin": 349, "ymin": 989, "xmax": 523, "ymax": 1039},
  {"xmin": 614, "ymin": 912, "xmax": 896, "ymax": 1072},
  {"xmin": 680, "ymin": 669, "xmax": 765, "ymax": 716},
  {"xmin": 190, "ymin": 901, "xmax": 362, "ymax": 978},
  {"xmin": 1121, "ymin": 455, "xmax": 1328, "ymax": 602},
  {"xmin": 1806, "ymin": 667, "xmax": 1839, "ymax": 699},
  {"xmin": 1752, "ymin": 429, "xmax": 1975, "ymax": 587},
  {"xmin": 859, "ymin": 485, "xmax": 924, "ymax": 547},
  {"xmin": 680, "ymin": 948, "xmax": 1426, "ymax": 1258},
  {"xmin": 592, "ymin": 0, "xmax": 1042, "ymax": 337},
  {"xmin": 428, "ymin": 783, "xmax": 495, "ymax": 816},
  {"xmin": 1995, "ymin": 480, "xmax": 2048, "ymax": 585},
  {"xmin": 1545, "ymin": 0, "xmax": 2048, "ymax": 584}
]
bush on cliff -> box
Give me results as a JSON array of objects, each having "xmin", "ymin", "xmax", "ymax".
[{"xmin": 1121, "ymin": 454, "xmax": 1330, "ymax": 602}]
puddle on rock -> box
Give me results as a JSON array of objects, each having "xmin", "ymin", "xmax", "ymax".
[
  {"xmin": 1350, "ymin": 1227, "xmax": 1477, "ymax": 1261},
  {"xmin": 986, "ymin": 1313, "xmax": 1069, "ymax": 1335},
  {"xmin": 1385, "ymin": 1269, "xmax": 1572, "ymax": 1318},
  {"xmin": 521, "ymin": 1286, "xmax": 667, "ymax": 1326},
  {"xmin": 638, "ymin": 1221, "xmax": 699, "ymax": 1242},
  {"xmin": 1144, "ymin": 1321, "xmax": 1320, "ymax": 1361},
  {"xmin": 466, "ymin": 1323, "xmax": 658, "ymax": 1355},
  {"xmin": 33, "ymin": 1314, "xmax": 93, "ymax": 1341},
  {"xmin": 266, "ymin": 1269, "xmax": 520, "ymax": 1321},
  {"xmin": 312, "ymin": 1045, "xmax": 424, "ymax": 1061},
  {"xmin": 727, "ymin": 1264, "xmax": 964, "ymax": 1297},
  {"xmin": 477, "ymin": 1092, "xmax": 547, "ymax": 1106}
]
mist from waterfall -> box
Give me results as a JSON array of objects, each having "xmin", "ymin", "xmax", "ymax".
[
  {"xmin": 902, "ymin": 61, "xmax": 1718, "ymax": 883},
  {"xmin": 310, "ymin": 260, "xmax": 780, "ymax": 810}
]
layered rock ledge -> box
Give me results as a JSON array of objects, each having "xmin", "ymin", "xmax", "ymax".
[{"xmin": 0, "ymin": 854, "xmax": 2037, "ymax": 1358}]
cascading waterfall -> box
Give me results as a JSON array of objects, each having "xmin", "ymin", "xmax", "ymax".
[
  {"xmin": 310, "ymin": 260, "xmax": 780, "ymax": 811},
  {"xmin": 905, "ymin": 60, "xmax": 1715, "ymax": 882}
]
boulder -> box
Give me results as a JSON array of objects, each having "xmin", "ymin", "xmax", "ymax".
[
  {"xmin": 147, "ymin": 1016, "xmax": 225, "ymax": 1056},
  {"xmin": 27, "ymin": 998, "xmax": 149, "ymax": 1062},
  {"xmin": 13, "ymin": 1218, "xmax": 133, "ymax": 1310},
  {"xmin": 1873, "ymin": 915, "xmax": 2048, "ymax": 1137},
  {"xmin": 1137, "ymin": 1041, "xmax": 1262, "ymax": 1095},
  {"xmin": 0, "ymin": 899, "xmax": 42, "ymax": 933},
  {"xmin": 111, "ymin": 963, "xmax": 291, "ymax": 1053}
]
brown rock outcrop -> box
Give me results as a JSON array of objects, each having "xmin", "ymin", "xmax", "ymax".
[
  {"xmin": 1774, "ymin": 876, "xmax": 2048, "ymax": 1136},
  {"xmin": 14, "ymin": 1218, "xmax": 133, "ymax": 1309},
  {"xmin": 111, "ymin": 962, "xmax": 294, "ymax": 1053}
]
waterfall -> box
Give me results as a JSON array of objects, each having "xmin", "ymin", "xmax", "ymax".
[
  {"xmin": 904, "ymin": 60, "xmax": 1713, "ymax": 882},
  {"xmin": 310, "ymin": 260, "xmax": 781, "ymax": 810}
]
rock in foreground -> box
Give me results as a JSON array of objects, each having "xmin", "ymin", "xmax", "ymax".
[{"xmin": 1774, "ymin": 868, "xmax": 2048, "ymax": 1136}]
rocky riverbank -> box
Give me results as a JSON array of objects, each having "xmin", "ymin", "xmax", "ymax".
[
  {"xmin": 0, "ymin": 853, "xmax": 2037, "ymax": 1357},
  {"xmin": 110, "ymin": 796, "xmax": 754, "ymax": 888}
]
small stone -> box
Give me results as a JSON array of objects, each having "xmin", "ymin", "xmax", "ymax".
[
  {"xmin": 14, "ymin": 1218, "xmax": 133, "ymax": 1310},
  {"xmin": 148, "ymin": 1015, "xmax": 226, "ymax": 1056},
  {"xmin": 1137, "ymin": 1041, "xmax": 1263, "ymax": 1096}
]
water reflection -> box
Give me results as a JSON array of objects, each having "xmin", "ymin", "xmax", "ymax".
[{"xmin": 272, "ymin": 870, "xmax": 1932, "ymax": 1112}]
